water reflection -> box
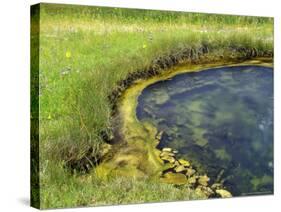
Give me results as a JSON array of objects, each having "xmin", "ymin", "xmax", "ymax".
[{"xmin": 137, "ymin": 66, "xmax": 273, "ymax": 196}]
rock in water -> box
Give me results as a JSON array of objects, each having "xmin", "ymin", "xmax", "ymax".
[
  {"xmin": 198, "ymin": 175, "xmax": 210, "ymax": 186},
  {"xmin": 178, "ymin": 159, "xmax": 190, "ymax": 167},
  {"xmin": 215, "ymin": 189, "xmax": 232, "ymax": 198},
  {"xmin": 174, "ymin": 165, "xmax": 186, "ymax": 173},
  {"xmin": 174, "ymin": 160, "xmax": 180, "ymax": 166},
  {"xmin": 211, "ymin": 183, "xmax": 223, "ymax": 190},
  {"xmin": 162, "ymin": 147, "xmax": 172, "ymax": 152},
  {"xmin": 161, "ymin": 155, "xmax": 176, "ymax": 163},
  {"xmin": 188, "ymin": 176, "xmax": 197, "ymax": 184},
  {"xmin": 160, "ymin": 172, "xmax": 188, "ymax": 185},
  {"xmin": 185, "ymin": 168, "xmax": 196, "ymax": 177},
  {"xmin": 160, "ymin": 151, "xmax": 175, "ymax": 157},
  {"xmin": 155, "ymin": 92, "xmax": 170, "ymax": 105}
]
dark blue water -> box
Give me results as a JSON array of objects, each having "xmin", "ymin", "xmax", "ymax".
[{"xmin": 137, "ymin": 66, "xmax": 273, "ymax": 196}]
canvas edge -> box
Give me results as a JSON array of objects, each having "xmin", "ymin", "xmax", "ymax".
[{"xmin": 30, "ymin": 3, "xmax": 41, "ymax": 210}]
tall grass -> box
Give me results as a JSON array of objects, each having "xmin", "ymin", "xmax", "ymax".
[{"xmin": 32, "ymin": 3, "xmax": 273, "ymax": 208}]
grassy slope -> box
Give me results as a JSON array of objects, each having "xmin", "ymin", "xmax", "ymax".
[{"xmin": 34, "ymin": 3, "xmax": 273, "ymax": 208}]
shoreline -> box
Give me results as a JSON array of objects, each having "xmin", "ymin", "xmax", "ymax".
[{"xmin": 95, "ymin": 57, "xmax": 273, "ymax": 186}]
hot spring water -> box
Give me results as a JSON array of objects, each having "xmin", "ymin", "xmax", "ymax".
[{"xmin": 136, "ymin": 65, "xmax": 273, "ymax": 196}]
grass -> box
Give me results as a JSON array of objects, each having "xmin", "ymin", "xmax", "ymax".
[
  {"xmin": 40, "ymin": 162, "xmax": 206, "ymax": 208},
  {"xmin": 31, "ymin": 3, "xmax": 273, "ymax": 209}
]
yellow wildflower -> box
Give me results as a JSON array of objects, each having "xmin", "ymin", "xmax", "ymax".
[
  {"xmin": 65, "ymin": 51, "xmax": 72, "ymax": 58},
  {"xmin": 143, "ymin": 44, "xmax": 147, "ymax": 49}
]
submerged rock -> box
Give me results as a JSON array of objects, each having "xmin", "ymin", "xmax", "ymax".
[
  {"xmin": 158, "ymin": 147, "xmax": 218, "ymax": 195},
  {"xmin": 162, "ymin": 147, "xmax": 172, "ymax": 152},
  {"xmin": 161, "ymin": 155, "xmax": 176, "ymax": 163},
  {"xmin": 185, "ymin": 168, "xmax": 196, "ymax": 177},
  {"xmin": 174, "ymin": 165, "xmax": 187, "ymax": 173},
  {"xmin": 178, "ymin": 159, "xmax": 190, "ymax": 167},
  {"xmin": 160, "ymin": 151, "xmax": 175, "ymax": 158},
  {"xmin": 174, "ymin": 160, "xmax": 180, "ymax": 166},
  {"xmin": 155, "ymin": 92, "xmax": 170, "ymax": 105},
  {"xmin": 215, "ymin": 189, "xmax": 232, "ymax": 198},
  {"xmin": 161, "ymin": 172, "xmax": 188, "ymax": 185},
  {"xmin": 211, "ymin": 183, "xmax": 223, "ymax": 190},
  {"xmin": 198, "ymin": 175, "xmax": 210, "ymax": 186},
  {"xmin": 188, "ymin": 176, "xmax": 197, "ymax": 185}
]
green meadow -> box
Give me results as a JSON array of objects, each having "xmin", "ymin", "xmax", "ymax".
[{"xmin": 31, "ymin": 3, "xmax": 273, "ymax": 208}]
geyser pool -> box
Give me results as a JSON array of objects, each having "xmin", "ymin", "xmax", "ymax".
[{"xmin": 136, "ymin": 65, "xmax": 273, "ymax": 196}]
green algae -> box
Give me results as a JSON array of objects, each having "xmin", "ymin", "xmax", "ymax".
[
  {"xmin": 136, "ymin": 60, "xmax": 273, "ymax": 195},
  {"xmin": 96, "ymin": 58, "xmax": 272, "ymax": 188},
  {"xmin": 160, "ymin": 172, "xmax": 188, "ymax": 185},
  {"xmin": 214, "ymin": 148, "xmax": 232, "ymax": 161}
]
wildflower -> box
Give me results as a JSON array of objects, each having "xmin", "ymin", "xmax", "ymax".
[
  {"xmin": 143, "ymin": 44, "xmax": 147, "ymax": 49},
  {"xmin": 65, "ymin": 50, "xmax": 72, "ymax": 58},
  {"xmin": 47, "ymin": 114, "xmax": 52, "ymax": 120}
]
